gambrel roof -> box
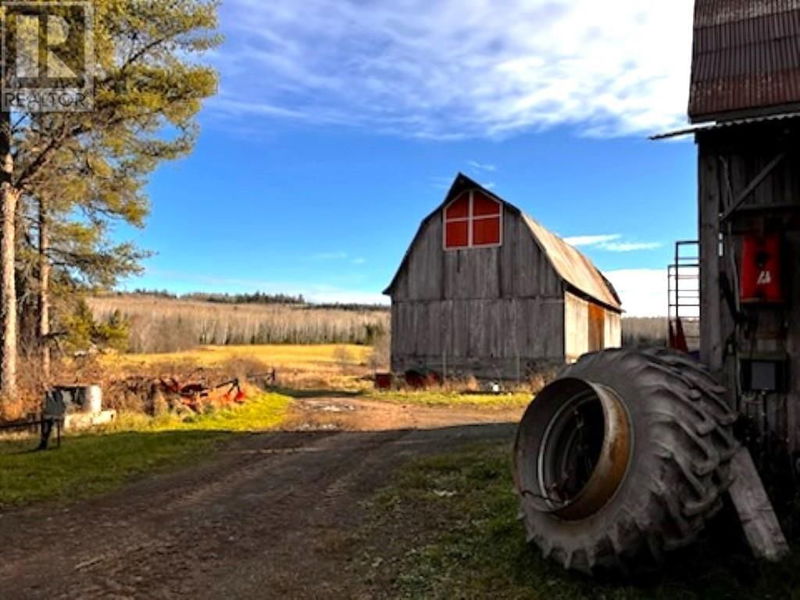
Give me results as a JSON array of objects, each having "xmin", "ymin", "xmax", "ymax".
[{"xmin": 384, "ymin": 174, "xmax": 622, "ymax": 313}]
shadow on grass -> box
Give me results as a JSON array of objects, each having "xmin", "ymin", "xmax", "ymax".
[
  {"xmin": 0, "ymin": 429, "xmax": 233, "ymax": 508},
  {"xmin": 363, "ymin": 440, "xmax": 800, "ymax": 600},
  {"xmin": 0, "ymin": 422, "xmax": 515, "ymax": 510}
]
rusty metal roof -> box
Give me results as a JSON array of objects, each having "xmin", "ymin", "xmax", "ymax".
[
  {"xmin": 690, "ymin": 0, "xmax": 800, "ymax": 123},
  {"xmin": 384, "ymin": 174, "xmax": 622, "ymax": 312}
]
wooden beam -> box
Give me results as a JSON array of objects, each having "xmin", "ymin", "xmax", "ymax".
[
  {"xmin": 699, "ymin": 153, "xmax": 723, "ymax": 371},
  {"xmin": 721, "ymin": 153, "xmax": 786, "ymax": 222},
  {"xmin": 728, "ymin": 447, "xmax": 790, "ymax": 563}
]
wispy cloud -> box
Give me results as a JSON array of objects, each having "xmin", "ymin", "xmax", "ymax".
[
  {"xmin": 564, "ymin": 234, "xmax": 622, "ymax": 247},
  {"xmin": 564, "ymin": 234, "xmax": 661, "ymax": 253},
  {"xmin": 468, "ymin": 160, "xmax": 497, "ymax": 172},
  {"xmin": 351, "ymin": 257, "xmax": 367, "ymax": 265},
  {"xmin": 213, "ymin": 0, "xmax": 694, "ymax": 139},
  {"xmin": 601, "ymin": 241, "xmax": 662, "ymax": 252}
]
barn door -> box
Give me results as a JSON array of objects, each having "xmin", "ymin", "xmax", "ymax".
[{"xmin": 588, "ymin": 304, "xmax": 605, "ymax": 351}]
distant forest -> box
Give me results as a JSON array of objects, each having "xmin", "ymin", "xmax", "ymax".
[
  {"xmin": 91, "ymin": 294, "xmax": 390, "ymax": 353},
  {"xmin": 125, "ymin": 289, "xmax": 389, "ymax": 312}
]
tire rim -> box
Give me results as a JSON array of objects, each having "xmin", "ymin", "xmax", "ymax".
[{"xmin": 515, "ymin": 378, "xmax": 632, "ymax": 521}]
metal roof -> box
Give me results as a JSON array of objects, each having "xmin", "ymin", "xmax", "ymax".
[
  {"xmin": 384, "ymin": 174, "xmax": 622, "ymax": 313},
  {"xmin": 652, "ymin": 110, "xmax": 800, "ymax": 139},
  {"xmin": 690, "ymin": 0, "xmax": 800, "ymax": 123},
  {"xmin": 520, "ymin": 214, "xmax": 621, "ymax": 311}
]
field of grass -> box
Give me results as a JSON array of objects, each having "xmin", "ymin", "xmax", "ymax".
[
  {"xmin": 7, "ymin": 344, "xmax": 537, "ymax": 508},
  {"xmin": 110, "ymin": 343, "xmax": 373, "ymax": 370},
  {"xmin": 98, "ymin": 343, "xmax": 378, "ymax": 399},
  {"xmin": 106, "ymin": 344, "xmax": 537, "ymax": 408},
  {"xmin": 363, "ymin": 442, "xmax": 800, "ymax": 600},
  {"xmin": 0, "ymin": 392, "xmax": 292, "ymax": 507}
]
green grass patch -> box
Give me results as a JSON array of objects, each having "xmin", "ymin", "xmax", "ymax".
[
  {"xmin": 113, "ymin": 392, "xmax": 292, "ymax": 433},
  {"xmin": 0, "ymin": 392, "xmax": 292, "ymax": 508},
  {"xmin": 369, "ymin": 390, "xmax": 531, "ymax": 409},
  {"xmin": 364, "ymin": 442, "xmax": 800, "ymax": 600}
]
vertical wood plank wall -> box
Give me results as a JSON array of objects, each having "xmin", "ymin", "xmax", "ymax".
[
  {"xmin": 390, "ymin": 205, "xmax": 621, "ymax": 379},
  {"xmin": 697, "ymin": 127, "xmax": 800, "ymax": 452},
  {"xmin": 564, "ymin": 292, "xmax": 622, "ymax": 363}
]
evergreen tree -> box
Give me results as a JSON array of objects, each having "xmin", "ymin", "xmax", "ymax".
[{"xmin": 0, "ymin": 0, "xmax": 221, "ymax": 403}]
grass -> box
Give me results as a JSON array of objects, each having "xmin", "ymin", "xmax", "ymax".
[
  {"xmin": 369, "ymin": 390, "xmax": 532, "ymax": 409},
  {"xmin": 109, "ymin": 344, "xmax": 373, "ymax": 370},
  {"xmin": 0, "ymin": 391, "xmax": 292, "ymax": 508},
  {"xmin": 363, "ymin": 442, "xmax": 800, "ymax": 600},
  {"xmin": 113, "ymin": 391, "xmax": 292, "ymax": 433}
]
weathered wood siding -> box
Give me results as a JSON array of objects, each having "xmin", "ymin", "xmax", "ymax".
[
  {"xmin": 604, "ymin": 311, "xmax": 622, "ymax": 350},
  {"xmin": 564, "ymin": 292, "xmax": 622, "ymax": 363},
  {"xmin": 391, "ymin": 298, "xmax": 565, "ymax": 379},
  {"xmin": 391, "ymin": 206, "xmax": 563, "ymax": 302},
  {"xmin": 697, "ymin": 124, "xmax": 800, "ymax": 452},
  {"xmin": 391, "ymin": 207, "xmax": 566, "ymax": 379}
]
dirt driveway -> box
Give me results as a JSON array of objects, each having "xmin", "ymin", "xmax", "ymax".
[{"xmin": 0, "ymin": 397, "xmax": 523, "ymax": 599}]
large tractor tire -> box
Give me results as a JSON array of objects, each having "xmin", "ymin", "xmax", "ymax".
[{"xmin": 513, "ymin": 349, "xmax": 739, "ymax": 575}]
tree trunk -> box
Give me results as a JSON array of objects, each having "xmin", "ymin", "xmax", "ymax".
[
  {"xmin": 38, "ymin": 197, "xmax": 51, "ymax": 385},
  {"xmin": 0, "ymin": 110, "xmax": 17, "ymax": 405}
]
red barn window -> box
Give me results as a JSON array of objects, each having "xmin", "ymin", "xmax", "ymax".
[{"xmin": 444, "ymin": 191, "xmax": 502, "ymax": 250}]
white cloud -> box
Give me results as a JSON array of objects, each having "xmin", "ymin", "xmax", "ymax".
[
  {"xmin": 351, "ymin": 257, "xmax": 367, "ymax": 265},
  {"xmin": 605, "ymin": 269, "xmax": 667, "ymax": 317},
  {"xmin": 468, "ymin": 160, "xmax": 497, "ymax": 172},
  {"xmin": 601, "ymin": 241, "xmax": 663, "ymax": 252},
  {"xmin": 214, "ymin": 0, "xmax": 694, "ymax": 139},
  {"xmin": 564, "ymin": 234, "xmax": 660, "ymax": 252},
  {"xmin": 564, "ymin": 234, "xmax": 622, "ymax": 247}
]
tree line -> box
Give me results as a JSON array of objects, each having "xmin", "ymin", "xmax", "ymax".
[
  {"xmin": 122, "ymin": 290, "xmax": 390, "ymax": 312},
  {"xmin": 0, "ymin": 1, "xmax": 221, "ymax": 410},
  {"xmin": 126, "ymin": 289, "xmax": 307, "ymax": 306},
  {"xmin": 89, "ymin": 296, "xmax": 390, "ymax": 353}
]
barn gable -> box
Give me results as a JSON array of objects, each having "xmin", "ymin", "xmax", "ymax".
[{"xmin": 384, "ymin": 174, "xmax": 622, "ymax": 313}]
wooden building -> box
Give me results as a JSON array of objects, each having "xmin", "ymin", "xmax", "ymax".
[
  {"xmin": 384, "ymin": 174, "xmax": 623, "ymax": 381},
  {"xmin": 678, "ymin": 0, "xmax": 800, "ymax": 452}
]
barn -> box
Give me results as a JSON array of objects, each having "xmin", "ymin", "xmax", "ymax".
[{"xmin": 384, "ymin": 174, "xmax": 623, "ymax": 381}]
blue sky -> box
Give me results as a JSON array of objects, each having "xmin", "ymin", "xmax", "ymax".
[{"xmin": 121, "ymin": 0, "xmax": 698, "ymax": 316}]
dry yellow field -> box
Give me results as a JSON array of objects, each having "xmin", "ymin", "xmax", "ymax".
[
  {"xmin": 103, "ymin": 344, "xmax": 376, "ymax": 392},
  {"xmin": 110, "ymin": 344, "xmax": 372, "ymax": 369}
]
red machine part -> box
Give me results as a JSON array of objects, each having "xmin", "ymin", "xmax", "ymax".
[{"xmin": 741, "ymin": 234, "xmax": 783, "ymax": 304}]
